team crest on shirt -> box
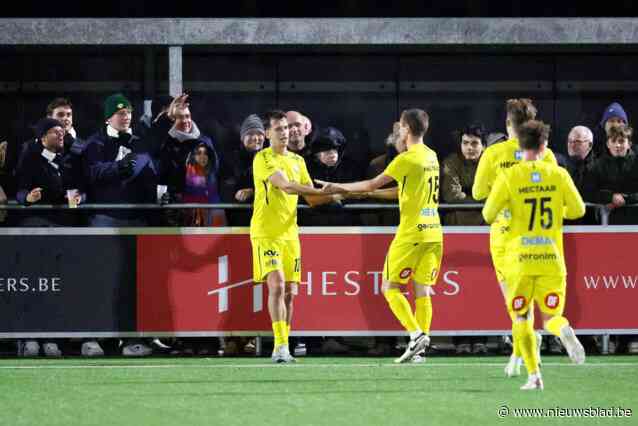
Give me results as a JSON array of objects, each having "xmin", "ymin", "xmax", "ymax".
[
  {"xmin": 512, "ymin": 296, "xmax": 527, "ymax": 311},
  {"xmin": 531, "ymin": 172, "xmax": 542, "ymax": 183},
  {"xmin": 545, "ymin": 292, "xmax": 560, "ymax": 309},
  {"xmin": 515, "ymin": 150, "xmax": 523, "ymax": 160},
  {"xmin": 399, "ymin": 268, "xmax": 412, "ymax": 279}
]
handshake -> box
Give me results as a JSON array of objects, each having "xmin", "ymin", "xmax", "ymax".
[{"xmin": 117, "ymin": 153, "xmax": 137, "ymax": 179}]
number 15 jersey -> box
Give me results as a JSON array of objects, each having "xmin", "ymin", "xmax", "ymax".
[
  {"xmin": 383, "ymin": 143, "xmax": 442, "ymax": 243},
  {"xmin": 482, "ymin": 160, "xmax": 585, "ymax": 276}
]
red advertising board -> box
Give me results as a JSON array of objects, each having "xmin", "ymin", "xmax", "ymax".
[{"xmin": 137, "ymin": 229, "xmax": 638, "ymax": 334}]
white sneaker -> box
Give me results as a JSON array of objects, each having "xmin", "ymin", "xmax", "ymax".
[
  {"xmin": 395, "ymin": 333, "xmax": 430, "ymax": 364},
  {"xmin": 560, "ymin": 326, "xmax": 586, "ymax": 365},
  {"xmin": 536, "ymin": 332, "xmax": 543, "ymax": 366},
  {"xmin": 21, "ymin": 340, "xmax": 40, "ymax": 357},
  {"xmin": 122, "ymin": 342, "xmax": 152, "ymax": 357},
  {"xmin": 81, "ymin": 341, "xmax": 104, "ymax": 357},
  {"xmin": 411, "ymin": 351, "xmax": 427, "ymax": 364},
  {"xmin": 505, "ymin": 354, "xmax": 523, "ymax": 377},
  {"xmin": 271, "ymin": 345, "xmax": 296, "ymax": 364},
  {"xmin": 520, "ymin": 373, "xmax": 544, "ymax": 391},
  {"xmin": 42, "ymin": 342, "xmax": 62, "ymax": 357}
]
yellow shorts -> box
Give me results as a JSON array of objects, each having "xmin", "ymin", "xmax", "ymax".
[
  {"xmin": 507, "ymin": 275, "xmax": 566, "ymax": 317},
  {"xmin": 383, "ymin": 239, "xmax": 442, "ymax": 285},
  {"xmin": 251, "ymin": 238, "xmax": 301, "ymax": 283}
]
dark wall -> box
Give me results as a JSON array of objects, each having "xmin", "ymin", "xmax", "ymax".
[{"xmin": 2, "ymin": 49, "xmax": 638, "ymax": 161}]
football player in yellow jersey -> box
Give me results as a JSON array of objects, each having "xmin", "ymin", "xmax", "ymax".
[
  {"xmin": 317, "ymin": 109, "xmax": 442, "ymax": 363},
  {"xmin": 483, "ymin": 120, "xmax": 586, "ymax": 390},
  {"xmin": 472, "ymin": 99, "xmax": 557, "ymax": 377},
  {"xmin": 250, "ymin": 110, "xmax": 336, "ymax": 363}
]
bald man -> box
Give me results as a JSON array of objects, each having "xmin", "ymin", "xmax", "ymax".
[
  {"xmin": 557, "ymin": 126, "xmax": 596, "ymax": 192},
  {"xmin": 286, "ymin": 111, "xmax": 313, "ymax": 163}
]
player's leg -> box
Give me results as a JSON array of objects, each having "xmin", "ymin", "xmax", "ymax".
[
  {"xmin": 536, "ymin": 276, "xmax": 585, "ymax": 365},
  {"xmin": 251, "ymin": 238, "xmax": 290, "ymax": 363},
  {"xmin": 383, "ymin": 240, "xmax": 428, "ymax": 363},
  {"xmin": 283, "ymin": 239, "xmax": 302, "ymax": 339},
  {"xmin": 508, "ymin": 275, "xmax": 543, "ymax": 390}
]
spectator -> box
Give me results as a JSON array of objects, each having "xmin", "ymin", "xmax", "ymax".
[
  {"xmin": 83, "ymin": 93, "xmax": 159, "ymax": 228},
  {"xmin": 557, "ymin": 126, "xmax": 596, "ymax": 192},
  {"xmin": 584, "ymin": 124, "xmax": 638, "ymax": 225},
  {"xmin": 0, "ymin": 139, "xmax": 9, "ymax": 222},
  {"xmin": 156, "ymin": 94, "xmax": 221, "ymax": 225},
  {"xmin": 0, "ymin": 182, "xmax": 6, "ymax": 225},
  {"xmin": 303, "ymin": 126, "xmax": 362, "ymax": 226},
  {"xmin": 219, "ymin": 114, "xmax": 265, "ymax": 226},
  {"xmin": 441, "ymin": 123, "xmax": 486, "ymax": 227},
  {"xmin": 597, "ymin": 102, "xmax": 629, "ymax": 157},
  {"xmin": 441, "ymin": 123, "xmax": 487, "ymax": 354},
  {"xmin": 182, "ymin": 142, "xmax": 226, "ymax": 226},
  {"xmin": 15, "ymin": 118, "xmax": 79, "ymax": 226},
  {"xmin": 286, "ymin": 111, "xmax": 313, "ymax": 163}
]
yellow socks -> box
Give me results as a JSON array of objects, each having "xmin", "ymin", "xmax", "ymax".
[
  {"xmin": 545, "ymin": 316, "xmax": 569, "ymax": 337},
  {"xmin": 415, "ymin": 295, "xmax": 432, "ymax": 334},
  {"xmin": 513, "ymin": 318, "xmax": 539, "ymax": 375},
  {"xmin": 384, "ymin": 288, "xmax": 420, "ymax": 333},
  {"xmin": 272, "ymin": 320, "xmax": 288, "ymax": 347}
]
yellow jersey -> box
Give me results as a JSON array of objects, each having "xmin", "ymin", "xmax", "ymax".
[
  {"xmin": 482, "ymin": 160, "xmax": 585, "ymax": 276},
  {"xmin": 472, "ymin": 138, "xmax": 557, "ymax": 247},
  {"xmin": 250, "ymin": 147, "xmax": 312, "ymax": 240},
  {"xmin": 383, "ymin": 143, "xmax": 442, "ymax": 243}
]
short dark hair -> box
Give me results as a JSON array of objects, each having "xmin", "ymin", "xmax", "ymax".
[
  {"xmin": 461, "ymin": 122, "xmax": 486, "ymax": 144},
  {"xmin": 264, "ymin": 110, "xmax": 287, "ymax": 130},
  {"xmin": 518, "ymin": 120, "xmax": 551, "ymax": 150},
  {"xmin": 606, "ymin": 123, "xmax": 633, "ymax": 142},
  {"xmin": 400, "ymin": 109, "xmax": 429, "ymax": 137},
  {"xmin": 46, "ymin": 98, "xmax": 73, "ymax": 116},
  {"xmin": 506, "ymin": 98, "xmax": 537, "ymax": 131}
]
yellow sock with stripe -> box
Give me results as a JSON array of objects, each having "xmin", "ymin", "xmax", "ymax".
[
  {"xmin": 508, "ymin": 310, "xmax": 522, "ymax": 358},
  {"xmin": 383, "ymin": 288, "xmax": 420, "ymax": 333},
  {"xmin": 545, "ymin": 316, "xmax": 569, "ymax": 337},
  {"xmin": 272, "ymin": 321, "xmax": 288, "ymax": 347},
  {"xmin": 513, "ymin": 318, "xmax": 539, "ymax": 374},
  {"xmin": 415, "ymin": 295, "xmax": 433, "ymax": 334}
]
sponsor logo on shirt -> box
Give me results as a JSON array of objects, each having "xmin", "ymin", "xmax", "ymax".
[
  {"xmin": 531, "ymin": 171, "xmax": 541, "ymax": 183},
  {"xmin": 515, "ymin": 150, "xmax": 523, "ymax": 160},
  {"xmin": 521, "ymin": 236, "xmax": 554, "ymax": 246}
]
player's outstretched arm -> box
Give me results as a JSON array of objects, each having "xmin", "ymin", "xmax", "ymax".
[
  {"xmin": 269, "ymin": 171, "xmax": 324, "ymax": 196},
  {"xmin": 316, "ymin": 173, "xmax": 394, "ymax": 195},
  {"xmin": 359, "ymin": 186, "xmax": 399, "ymax": 200}
]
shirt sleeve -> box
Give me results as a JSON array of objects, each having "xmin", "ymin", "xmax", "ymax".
[
  {"xmin": 482, "ymin": 172, "xmax": 509, "ymax": 224},
  {"xmin": 299, "ymin": 158, "xmax": 312, "ymax": 186},
  {"xmin": 543, "ymin": 148, "xmax": 559, "ymax": 166},
  {"xmin": 383, "ymin": 155, "xmax": 403, "ymax": 182},
  {"xmin": 472, "ymin": 148, "xmax": 493, "ymax": 200},
  {"xmin": 561, "ymin": 168, "xmax": 586, "ymax": 220}
]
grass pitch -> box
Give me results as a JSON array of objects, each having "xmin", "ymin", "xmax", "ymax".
[{"xmin": 0, "ymin": 356, "xmax": 636, "ymax": 425}]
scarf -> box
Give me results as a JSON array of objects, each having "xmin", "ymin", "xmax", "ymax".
[{"xmin": 169, "ymin": 121, "xmax": 201, "ymax": 143}]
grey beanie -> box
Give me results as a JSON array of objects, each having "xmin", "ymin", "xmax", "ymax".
[{"xmin": 240, "ymin": 114, "xmax": 265, "ymax": 140}]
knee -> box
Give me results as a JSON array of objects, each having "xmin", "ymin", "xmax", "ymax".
[
  {"xmin": 267, "ymin": 279, "xmax": 285, "ymax": 299},
  {"xmin": 284, "ymin": 289, "xmax": 295, "ymax": 305}
]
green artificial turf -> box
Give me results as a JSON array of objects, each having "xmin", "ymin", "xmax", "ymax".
[{"xmin": 0, "ymin": 356, "xmax": 636, "ymax": 426}]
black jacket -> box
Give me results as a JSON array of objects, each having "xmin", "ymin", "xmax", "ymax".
[
  {"xmin": 584, "ymin": 151, "xmax": 638, "ymax": 224},
  {"xmin": 83, "ymin": 126, "xmax": 158, "ymax": 218}
]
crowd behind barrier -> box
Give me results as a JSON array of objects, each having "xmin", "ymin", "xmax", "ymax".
[{"xmin": 0, "ymin": 93, "xmax": 637, "ymax": 357}]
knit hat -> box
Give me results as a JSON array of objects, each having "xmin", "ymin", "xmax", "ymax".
[
  {"xmin": 600, "ymin": 102, "xmax": 628, "ymax": 128},
  {"xmin": 104, "ymin": 93, "xmax": 133, "ymax": 120},
  {"xmin": 32, "ymin": 118, "xmax": 63, "ymax": 138},
  {"xmin": 240, "ymin": 114, "xmax": 265, "ymax": 140}
]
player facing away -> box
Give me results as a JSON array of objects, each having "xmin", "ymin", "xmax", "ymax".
[
  {"xmin": 250, "ymin": 110, "xmax": 331, "ymax": 363},
  {"xmin": 317, "ymin": 109, "xmax": 442, "ymax": 363},
  {"xmin": 482, "ymin": 120, "xmax": 586, "ymax": 390},
  {"xmin": 472, "ymin": 99, "xmax": 557, "ymax": 377}
]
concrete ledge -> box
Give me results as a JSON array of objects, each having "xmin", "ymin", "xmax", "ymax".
[{"xmin": 1, "ymin": 18, "xmax": 638, "ymax": 45}]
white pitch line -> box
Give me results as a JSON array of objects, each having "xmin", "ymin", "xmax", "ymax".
[{"xmin": 0, "ymin": 362, "xmax": 636, "ymax": 370}]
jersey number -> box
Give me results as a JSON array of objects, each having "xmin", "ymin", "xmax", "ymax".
[
  {"xmin": 524, "ymin": 197, "xmax": 553, "ymax": 230},
  {"xmin": 426, "ymin": 176, "xmax": 439, "ymax": 203}
]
